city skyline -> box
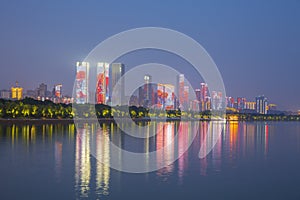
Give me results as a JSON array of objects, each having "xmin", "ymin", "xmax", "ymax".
[
  {"xmin": 1, "ymin": 1, "xmax": 300, "ymax": 110},
  {"xmin": 0, "ymin": 60, "xmax": 281, "ymax": 114}
]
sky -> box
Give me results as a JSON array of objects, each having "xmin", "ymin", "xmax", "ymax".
[{"xmin": 0, "ymin": 0, "xmax": 299, "ymax": 110}]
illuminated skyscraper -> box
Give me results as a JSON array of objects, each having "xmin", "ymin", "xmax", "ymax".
[
  {"xmin": 143, "ymin": 74, "xmax": 152, "ymax": 107},
  {"xmin": 183, "ymin": 86, "xmax": 189, "ymax": 110},
  {"xmin": 200, "ymin": 83, "xmax": 209, "ymax": 111},
  {"xmin": 110, "ymin": 63, "xmax": 125, "ymax": 105},
  {"xmin": 237, "ymin": 97, "xmax": 246, "ymax": 110},
  {"xmin": 157, "ymin": 84, "xmax": 175, "ymax": 110},
  {"xmin": 54, "ymin": 84, "xmax": 62, "ymax": 98},
  {"xmin": 256, "ymin": 96, "xmax": 268, "ymax": 114},
  {"xmin": 11, "ymin": 81, "xmax": 23, "ymax": 100},
  {"xmin": 96, "ymin": 62, "xmax": 109, "ymax": 104},
  {"xmin": 75, "ymin": 62, "xmax": 89, "ymax": 104},
  {"xmin": 176, "ymin": 74, "xmax": 185, "ymax": 108},
  {"xmin": 195, "ymin": 89, "xmax": 201, "ymax": 101},
  {"xmin": 200, "ymin": 83, "xmax": 208, "ymax": 102}
]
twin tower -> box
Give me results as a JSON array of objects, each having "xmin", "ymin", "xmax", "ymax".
[{"xmin": 75, "ymin": 62, "xmax": 125, "ymax": 105}]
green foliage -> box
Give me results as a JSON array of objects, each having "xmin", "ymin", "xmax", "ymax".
[{"xmin": 0, "ymin": 98, "xmax": 299, "ymax": 121}]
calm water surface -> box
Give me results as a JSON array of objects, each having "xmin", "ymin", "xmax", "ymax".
[{"xmin": 1, "ymin": 121, "xmax": 300, "ymax": 200}]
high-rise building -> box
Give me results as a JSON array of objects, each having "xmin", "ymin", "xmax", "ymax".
[
  {"xmin": 245, "ymin": 101, "xmax": 256, "ymax": 110},
  {"xmin": 143, "ymin": 75, "xmax": 152, "ymax": 107},
  {"xmin": 96, "ymin": 62, "xmax": 109, "ymax": 104},
  {"xmin": 236, "ymin": 97, "xmax": 246, "ymax": 110},
  {"xmin": 36, "ymin": 83, "xmax": 47, "ymax": 98},
  {"xmin": 226, "ymin": 97, "xmax": 235, "ymax": 108},
  {"xmin": 75, "ymin": 62, "xmax": 89, "ymax": 104},
  {"xmin": 195, "ymin": 89, "xmax": 201, "ymax": 101},
  {"xmin": 256, "ymin": 96, "xmax": 268, "ymax": 114},
  {"xmin": 176, "ymin": 74, "xmax": 185, "ymax": 108},
  {"xmin": 156, "ymin": 84, "xmax": 175, "ymax": 110},
  {"xmin": 183, "ymin": 86, "xmax": 189, "ymax": 110},
  {"xmin": 200, "ymin": 83, "xmax": 209, "ymax": 111},
  {"xmin": 200, "ymin": 83, "xmax": 208, "ymax": 102},
  {"xmin": 54, "ymin": 84, "xmax": 62, "ymax": 98},
  {"xmin": 0, "ymin": 90, "xmax": 10, "ymax": 99},
  {"xmin": 11, "ymin": 81, "xmax": 23, "ymax": 100},
  {"xmin": 165, "ymin": 84, "xmax": 175, "ymax": 110},
  {"xmin": 110, "ymin": 63, "xmax": 125, "ymax": 105}
]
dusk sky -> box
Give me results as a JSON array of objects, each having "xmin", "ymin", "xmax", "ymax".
[{"xmin": 0, "ymin": 0, "xmax": 299, "ymax": 110}]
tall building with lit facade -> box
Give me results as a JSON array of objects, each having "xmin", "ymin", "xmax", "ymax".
[
  {"xmin": 200, "ymin": 83, "xmax": 209, "ymax": 111},
  {"xmin": 54, "ymin": 84, "xmax": 62, "ymax": 98},
  {"xmin": 211, "ymin": 91, "xmax": 224, "ymax": 110},
  {"xmin": 96, "ymin": 62, "xmax": 109, "ymax": 104},
  {"xmin": 110, "ymin": 63, "xmax": 125, "ymax": 105},
  {"xmin": 38, "ymin": 83, "xmax": 47, "ymax": 97},
  {"xmin": 143, "ymin": 74, "xmax": 152, "ymax": 107},
  {"xmin": 11, "ymin": 81, "xmax": 23, "ymax": 100},
  {"xmin": 245, "ymin": 101, "xmax": 256, "ymax": 110},
  {"xmin": 176, "ymin": 74, "xmax": 185, "ymax": 109},
  {"xmin": 75, "ymin": 62, "xmax": 89, "ymax": 104},
  {"xmin": 256, "ymin": 96, "xmax": 268, "ymax": 114},
  {"xmin": 226, "ymin": 97, "xmax": 235, "ymax": 108},
  {"xmin": 236, "ymin": 97, "xmax": 246, "ymax": 110},
  {"xmin": 0, "ymin": 90, "xmax": 10, "ymax": 99}
]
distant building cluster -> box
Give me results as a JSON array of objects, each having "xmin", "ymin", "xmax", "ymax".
[
  {"xmin": 226, "ymin": 95, "xmax": 277, "ymax": 115},
  {"xmin": 0, "ymin": 61, "xmax": 280, "ymax": 115},
  {"xmin": 73, "ymin": 61, "xmax": 279, "ymax": 114},
  {"xmin": 0, "ymin": 81, "xmax": 73, "ymax": 104}
]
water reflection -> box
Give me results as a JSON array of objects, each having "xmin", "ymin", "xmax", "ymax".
[{"xmin": 0, "ymin": 121, "xmax": 272, "ymax": 199}]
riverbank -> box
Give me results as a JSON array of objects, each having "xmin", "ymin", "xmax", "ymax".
[{"xmin": 1, "ymin": 116, "xmax": 300, "ymax": 125}]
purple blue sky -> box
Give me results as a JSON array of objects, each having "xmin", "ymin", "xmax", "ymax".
[{"xmin": 0, "ymin": 0, "xmax": 299, "ymax": 110}]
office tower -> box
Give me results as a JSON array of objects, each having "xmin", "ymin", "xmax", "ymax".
[
  {"xmin": 237, "ymin": 97, "xmax": 246, "ymax": 110},
  {"xmin": 75, "ymin": 62, "xmax": 89, "ymax": 104},
  {"xmin": 195, "ymin": 89, "xmax": 201, "ymax": 101},
  {"xmin": 176, "ymin": 74, "xmax": 185, "ymax": 108},
  {"xmin": 164, "ymin": 84, "xmax": 175, "ymax": 110},
  {"xmin": 157, "ymin": 84, "xmax": 165, "ymax": 109},
  {"xmin": 54, "ymin": 84, "xmax": 62, "ymax": 98},
  {"xmin": 110, "ymin": 63, "xmax": 125, "ymax": 105},
  {"xmin": 200, "ymin": 83, "xmax": 208, "ymax": 102},
  {"xmin": 183, "ymin": 86, "xmax": 189, "ymax": 110},
  {"xmin": 156, "ymin": 84, "xmax": 175, "ymax": 110},
  {"xmin": 200, "ymin": 83, "xmax": 209, "ymax": 111},
  {"xmin": 226, "ymin": 97, "xmax": 235, "ymax": 108},
  {"xmin": 245, "ymin": 101, "xmax": 256, "ymax": 110},
  {"xmin": 0, "ymin": 90, "xmax": 10, "ymax": 99},
  {"xmin": 256, "ymin": 96, "xmax": 268, "ymax": 114},
  {"xmin": 11, "ymin": 81, "xmax": 23, "ymax": 100},
  {"xmin": 96, "ymin": 62, "xmax": 109, "ymax": 104},
  {"xmin": 36, "ymin": 83, "xmax": 47, "ymax": 98},
  {"xmin": 143, "ymin": 74, "xmax": 152, "ymax": 107}
]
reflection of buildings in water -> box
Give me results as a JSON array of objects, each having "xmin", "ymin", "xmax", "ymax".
[
  {"xmin": 54, "ymin": 141, "xmax": 62, "ymax": 181},
  {"xmin": 224, "ymin": 122, "xmax": 270, "ymax": 163},
  {"xmin": 156, "ymin": 122, "xmax": 175, "ymax": 178},
  {"xmin": 199, "ymin": 121, "xmax": 223, "ymax": 175},
  {"xmin": 244, "ymin": 122, "xmax": 255, "ymax": 157},
  {"xmin": 75, "ymin": 123, "xmax": 111, "ymax": 198},
  {"xmin": 178, "ymin": 122, "xmax": 190, "ymax": 181},
  {"xmin": 95, "ymin": 124, "xmax": 110, "ymax": 196},
  {"xmin": 229, "ymin": 121, "xmax": 239, "ymax": 161},
  {"xmin": 256, "ymin": 122, "xmax": 269, "ymax": 156},
  {"xmin": 75, "ymin": 125, "xmax": 91, "ymax": 198},
  {"xmin": 211, "ymin": 122, "xmax": 222, "ymax": 172},
  {"xmin": 199, "ymin": 122, "xmax": 208, "ymax": 176}
]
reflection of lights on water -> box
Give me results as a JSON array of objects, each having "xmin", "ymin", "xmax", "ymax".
[
  {"xmin": 75, "ymin": 126, "xmax": 91, "ymax": 198},
  {"xmin": 156, "ymin": 122, "xmax": 175, "ymax": 179},
  {"xmin": 55, "ymin": 141, "xmax": 62, "ymax": 181},
  {"xmin": 96, "ymin": 125, "xmax": 110, "ymax": 196},
  {"xmin": 75, "ymin": 123, "xmax": 111, "ymax": 198}
]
